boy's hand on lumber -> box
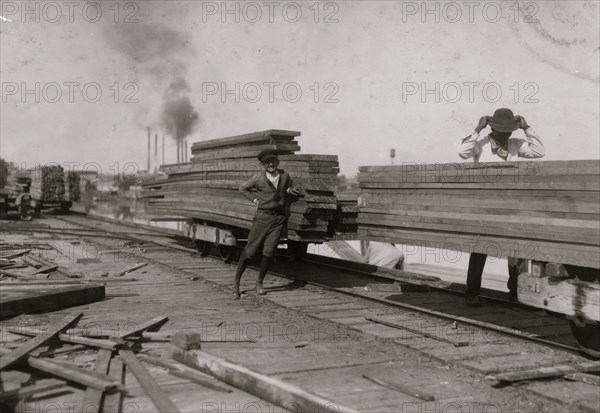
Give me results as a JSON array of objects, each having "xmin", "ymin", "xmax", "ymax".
[{"xmin": 287, "ymin": 185, "xmax": 301, "ymax": 196}]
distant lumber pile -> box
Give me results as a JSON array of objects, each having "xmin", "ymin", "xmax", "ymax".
[
  {"xmin": 141, "ymin": 130, "xmax": 340, "ymax": 241},
  {"xmin": 28, "ymin": 165, "xmax": 66, "ymax": 202},
  {"xmin": 357, "ymin": 160, "xmax": 600, "ymax": 268}
]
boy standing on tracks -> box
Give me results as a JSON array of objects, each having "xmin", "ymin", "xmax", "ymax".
[
  {"xmin": 457, "ymin": 108, "xmax": 545, "ymax": 307},
  {"xmin": 231, "ymin": 149, "xmax": 300, "ymax": 299}
]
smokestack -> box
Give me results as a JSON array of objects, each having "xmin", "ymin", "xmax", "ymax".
[
  {"xmin": 154, "ymin": 134, "xmax": 158, "ymax": 172},
  {"xmin": 176, "ymin": 140, "xmax": 180, "ymax": 163},
  {"xmin": 185, "ymin": 140, "xmax": 188, "ymax": 163},
  {"xmin": 147, "ymin": 130, "xmax": 151, "ymax": 172},
  {"xmin": 162, "ymin": 136, "xmax": 165, "ymax": 165}
]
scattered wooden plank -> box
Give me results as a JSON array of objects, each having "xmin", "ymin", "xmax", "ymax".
[
  {"xmin": 6, "ymin": 326, "xmax": 118, "ymax": 350},
  {"xmin": 115, "ymin": 316, "xmax": 169, "ymax": 339},
  {"xmin": 0, "ymin": 284, "xmax": 105, "ymax": 320},
  {"xmin": 0, "ymin": 249, "xmax": 31, "ymax": 260},
  {"xmin": 485, "ymin": 361, "xmax": 600, "ymax": 386},
  {"xmin": 363, "ymin": 374, "xmax": 435, "ymax": 401},
  {"xmin": 0, "ymin": 348, "xmax": 121, "ymax": 392},
  {"xmin": 173, "ymin": 349, "xmax": 359, "ymax": 413},
  {"xmin": 31, "ymin": 265, "xmax": 58, "ymax": 275},
  {"xmin": 82, "ymin": 349, "xmax": 113, "ymax": 413},
  {"xmin": 119, "ymin": 347, "xmax": 179, "ymax": 412},
  {"xmin": 564, "ymin": 372, "xmax": 600, "ymax": 386},
  {"xmin": 0, "ymin": 378, "xmax": 66, "ymax": 401},
  {"xmin": 0, "ymin": 312, "xmax": 83, "ymax": 370},
  {"xmin": 0, "ymin": 269, "xmax": 33, "ymax": 280},
  {"xmin": 114, "ymin": 262, "xmax": 147, "ymax": 277},
  {"xmin": 138, "ymin": 354, "xmax": 231, "ymax": 392},
  {"xmin": 102, "ymin": 354, "xmax": 124, "ymax": 413}
]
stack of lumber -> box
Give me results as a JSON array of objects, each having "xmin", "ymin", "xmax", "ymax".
[
  {"xmin": 64, "ymin": 171, "xmax": 81, "ymax": 202},
  {"xmin": 357, "ymin": 160, "xmax": 600, "ymax": 268},
  {"xmin": 142, "ymin": 130, "xmax": 340, "ymax": 241},
  {"xmin": 27, "ymin": 165, "xmax": 65, "ymax": 202},
  {"xmin": 331, "ymin": 193, "xmax": 359, "ymax": 239}
]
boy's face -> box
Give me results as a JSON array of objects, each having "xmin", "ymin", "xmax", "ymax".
[
  {"xmin": 262, "ymin": 157, "xmax": 279, "ymax": 173},
  {"xmin": 490, "ymin": 129, "xmax": 512, "ymax": 144}
]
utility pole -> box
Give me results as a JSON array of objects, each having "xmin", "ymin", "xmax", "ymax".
[{"xmin": 390, "ymin": 148, "xmax": 396, "ymax": 165}]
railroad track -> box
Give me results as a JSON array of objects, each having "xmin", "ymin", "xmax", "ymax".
[{"xmin": 5, "ymin": 212, "xmax": 600, "ymax": 411}]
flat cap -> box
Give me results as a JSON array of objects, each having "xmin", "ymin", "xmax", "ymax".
[{"xmin": 257, "ymin": 149, "xmax": 279, "ymax": 162}]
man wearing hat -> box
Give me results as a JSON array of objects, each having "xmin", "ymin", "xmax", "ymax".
[
  {"xmin": 458, "ymin": 108, "xmax": 545, "ymax": 306},
  {"xmin": 231, "ymin": 149, "xmax": 300, "ymax": 299}
]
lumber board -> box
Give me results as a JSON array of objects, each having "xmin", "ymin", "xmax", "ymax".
[
  {"xmin": 359, "ymin": 181, "xmax": 600, "ymax": 191},
  {"xmin": 173, "ymin": 349, "xmax": 359, "ymax": 413},
  {"xmin": 357, "ymin": 228, "xmax": 600, "ymax": 268},
  {"xmin": 0, "ymin": 348, "xmax": 120, "ymax": 392},
  {"xmin": 82, "ymin": 349, "xmax": 113, "ymax": 413},
  {"xmin": 115, "ymin": 316, "xmax": 168, "ymax": 339},
  {"xmin": 0, "ymin": 285, "xmax": 105, "ymax": 320},
  {"xmin": 485, "ymin": 361, "xmax": 600, "ymax": 386},
  {"xmin": 0, "ymin": 312, "xmax": 83, "ymax": 370},
  {"xmin": 119, "ymin": 347, "xmax": 179, "ymax": 412},
  {"xmin": 190, "ymin": 129, "xmax": 300, "ymax": 150},
  {"xmin": 0, "ymin": 378, "xmax": 66, "ymax": 400},
  {"xmin": 6, "ymin": 326, "xmax": 118, "ymax": 350},
  {"xmin": 357, "ymin": 214, "xmax": 599, "ymax": 245},
  {"xmin": 191, "ymin": 144, "xmax": 301, "ymax": 161}
]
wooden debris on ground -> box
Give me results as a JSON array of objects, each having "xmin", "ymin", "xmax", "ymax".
[{"xmin": 172, "ymin": 347, "xmax": 360, "ymax": 413}]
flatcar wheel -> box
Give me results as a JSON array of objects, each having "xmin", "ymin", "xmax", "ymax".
[
  {"xmin": 569, "ymin": 320, "xmax": 600, "ymax": 359},
  {"xmin": 195, "ymin": 240, "xmax": 210, "ymax": 257},
  {"xmin": 219, "ymin": 245, "xmax": 234, "ymax": 263}
]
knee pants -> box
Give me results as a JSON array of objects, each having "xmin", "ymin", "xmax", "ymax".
[{"xmin": 244, "ymin": 210, "xmax": 287, "ymax": 259}]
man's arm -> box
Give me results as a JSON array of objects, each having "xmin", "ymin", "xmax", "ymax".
[
  {"xmin": 514, "ymin": 128, "xmax": 545, "ymax": 159},
  {"xmin": 458, "ymin": 132, "xmax": 488, "ymax": 162},
  {"xmin": 458, "ymin": 115, "xmax": 491, "ymax": 162},
  {"xmin": 511, "ymin": 116, "xmax": 545, "ymax": 159},
  {"xmin": 239, "ymin": 173, "xmax": 260, "ymax": 203}
]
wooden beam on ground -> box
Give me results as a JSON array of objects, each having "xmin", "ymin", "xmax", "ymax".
[
  {"xmin": 138, "ymin": 354, "xmax": 231, "ymax": 392},
  {"xmin": 173, "ymin": 349, "xmax": 359, "ymax": 413},
  {"xmin": 0, "ymin": 378, "xmax": 66, "ymax": 401},
  {"xmin": 0, "ymin": 312, "xmax": 83, "ymax": 370},
  {"xmin": 114, "ymin": 263, "xmax": 147, "ymax": 277},
  {"xmin": 366, "ymin": 316, "xmax": 469, "ymax": 347},
  {"xmin": 0, "ymin": 348, "xmax": 121, "ymax": 391},
  {"xmin": 0, "ymin": 249, "xmax": 31, "ymax": 259},
  {"xmin": 363, "ymin": 374, "xmax": 435, "ymax": 401},
  {"xmin": 82, "ymin": 349, "xmax": 113, "ymax": 413},
  {"xmin": 6, "ymin": 326, "xmax": 118, "ymax": 350},
  {"xmin": 119, "ymin": 347, "xmax": 179, "ymax": 412},
  {"xmin": 115, "ymin": 316, "xmax": 168, "ymax": 339},
  {"xmin": 485, "ymin": 361, "xmax": 600, "ymax": 386},
  {"xmin": 102, "ymin": 355, "xmax": 124, "ymax": 413},
  {"xmin": 31, "ymin": 265, "xmax": 58, "ymax": 275},
  {"xmin": 0, "ymin": 269, "xmax": 33, "ymax": 279},
  {"xmin": 0, "ymin": 285, "xmax": 105, "ymax": 320}
]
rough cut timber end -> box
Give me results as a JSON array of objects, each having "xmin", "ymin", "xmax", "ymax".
[{"xmin": 171, "ymin": 332, "xmax": 202, "ymax": 350}]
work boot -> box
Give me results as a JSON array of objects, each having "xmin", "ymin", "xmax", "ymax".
[
  {"xmin": 256, "ymin": 256, "xmax": 272, "ymax": 295},
  {"xmin": 465, "ymin": 295, "xmax": 482, "ymax": 307},
  {"xmin": 508, "ymin": 290, "xmax": 518, "ymax": 303}
]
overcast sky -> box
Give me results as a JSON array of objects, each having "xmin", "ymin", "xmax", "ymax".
[{"xmin": 1, "ymin": 1, "xmax": 598, "ymax": 177}]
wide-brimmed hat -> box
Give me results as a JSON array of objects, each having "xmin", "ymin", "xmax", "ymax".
[
  {"xmin": 488, "ymin": 108, "xmax": 519, "ymax": 133},
  {"xmin": 257, "ymin": 149, "xmax": 279, "ymax": 163}
]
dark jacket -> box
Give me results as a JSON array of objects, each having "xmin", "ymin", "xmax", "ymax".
[{"xmin": 239, "ymin": 170, "xmax": 292, "ymax": 214}]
